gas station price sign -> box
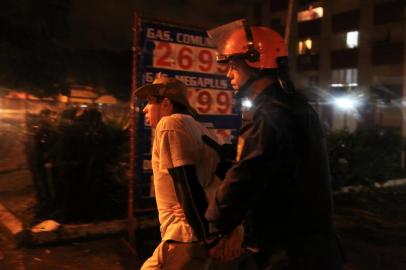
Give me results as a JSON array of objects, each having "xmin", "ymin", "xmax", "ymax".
[{"xmin": 136, "ymin": 19, "xmax": 239, "ymax": 131}]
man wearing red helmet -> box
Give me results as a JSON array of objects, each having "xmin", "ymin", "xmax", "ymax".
[{"xmin": 204, "ymin": 19, "xmax": 345, "ymax": 269}]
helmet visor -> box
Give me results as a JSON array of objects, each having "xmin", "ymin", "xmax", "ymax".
[{"xmin": 207, "ymin": 19, "xmax": 247, "ymax": 61}]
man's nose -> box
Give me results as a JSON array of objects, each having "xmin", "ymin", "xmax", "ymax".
[
  {"xmin": 226, "ymin": 67, "xmax": 233, "ymax": 79},
  {"xmin": 142, "ymin": 105, "xmax": 148, "ymax": 114}
]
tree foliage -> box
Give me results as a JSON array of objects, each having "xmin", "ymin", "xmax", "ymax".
[
  {"xmin": 327, "ymin": 127, "xmax": 403, "ymax": 188},
  {"xmin": 0, "ymin": 0, "xmax": 72, "ymax": 96},
  {"xmin": 25, "ymin": 107, "xmax": 129, "ymax": 222},
  {"xmin": 0, "ymin": 0, "xmax": 131, "ymax": 100}
]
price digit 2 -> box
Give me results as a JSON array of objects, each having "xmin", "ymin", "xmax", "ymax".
[{"xmin": 155, "ymin": 42, "xmax": 172, "ymax": 67}]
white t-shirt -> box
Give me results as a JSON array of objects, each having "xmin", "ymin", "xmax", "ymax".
[{"xmin": 152, "ymin": 113, "xmax": 220, "ymax": 242}]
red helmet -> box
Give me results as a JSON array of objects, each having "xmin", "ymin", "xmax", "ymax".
[{"xmin": 207, "ymin": 19, "xmax": 288, "ymax": 69}]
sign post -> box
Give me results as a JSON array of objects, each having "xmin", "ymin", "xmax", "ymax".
[{"xmin": 127, "ymin": 13, "xmax": 141, "ymax": 253}]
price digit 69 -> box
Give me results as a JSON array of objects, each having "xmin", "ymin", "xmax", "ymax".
[{"xmin": 153, "ymin": 41, "xmax": 227, "ymax": 74}]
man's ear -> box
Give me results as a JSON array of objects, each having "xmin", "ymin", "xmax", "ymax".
[
  {"xmin": 161, "ymin": 98, "xmax": 173, "ymax": 113},
  {"xmin": 162, "ymin": 97, "xmax": 171, "ymax": 106}
]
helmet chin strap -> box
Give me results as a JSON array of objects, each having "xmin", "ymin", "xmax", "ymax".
[
  {"xmin": 233, "ymin": 76, "xmax": 256, "ymax": 99},
  {"xmin": 234, "ymin": 64, "xmax": 275, "ymax": 99}
]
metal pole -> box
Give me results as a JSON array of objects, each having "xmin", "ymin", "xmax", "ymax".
[
  {"xmin": 128, "ymin": 12, "xmax": 140, "ymax": 250},
  {"xmin": 284, "ymin": 0, "xmax": 294, "ymax": 44},
  {"xmin": 401, "ymin": 7, "xmax": 406, "ymax": 170}
]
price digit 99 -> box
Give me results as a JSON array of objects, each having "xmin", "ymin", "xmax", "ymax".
[{"xmin": 188, "ymin": 89, "xmax": 232, "ymax": 115}]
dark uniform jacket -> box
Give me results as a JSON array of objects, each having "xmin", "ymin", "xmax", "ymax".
[{"xmin": 205, "ymin": 82, "xmax": 343, "ymax": 269}]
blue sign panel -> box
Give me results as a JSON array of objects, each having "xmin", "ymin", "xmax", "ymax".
[
  {"xmin": 135, "ymin": 18, "xmax": 240, "ymax": 190},
  {"xmin": 137, "ymin": 19, "xmax": 239, "ymax": 134}
]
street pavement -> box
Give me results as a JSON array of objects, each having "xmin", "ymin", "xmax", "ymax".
[
  {"xmin": 0, "ymin": 227, "xmax": 151, "ymax": 270},
  {"xmin": 0, "ymin": 221, "xmax": 166, "ymax": 270},
  {"xmin": 0, "ymin": 169, "xmax": 159, "ymax": 270}
]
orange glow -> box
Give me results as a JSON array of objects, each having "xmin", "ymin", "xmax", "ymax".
[
  {"xmin": 5, "ymin": 91, "xmax": 38, "ymax": 100},
  {"xmin": 297, "ymin": 6, "xmax": 323, "ymax": 22}
]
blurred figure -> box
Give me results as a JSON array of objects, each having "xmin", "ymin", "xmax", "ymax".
[{"xmin": 30, "ymin": 109, "xmax": 57, "ymax": 206}]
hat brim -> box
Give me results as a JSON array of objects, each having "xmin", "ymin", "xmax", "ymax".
[
  {"xmin": 133, "ymin": 84, "xmax": 163, "ymax": 100},
  {"xmin": 133, "ymin": 83, "xmax": 199, "ymax": 117}
]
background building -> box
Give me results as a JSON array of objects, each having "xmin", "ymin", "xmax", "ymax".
[{"xmin": 249, "ymin": 0, "xmax": 405, "ymax": 131}]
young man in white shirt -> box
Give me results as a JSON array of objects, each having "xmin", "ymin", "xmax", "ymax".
[{"xmin": 136, "ymin": 75, "xmax": 243, "ymax": 270}]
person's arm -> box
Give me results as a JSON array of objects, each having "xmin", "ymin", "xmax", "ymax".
[
  {"xmin": 205, "ymin": 109, "xmax": 279, "ymax": 234},
  {"xmin": 201, "ymin": 134, "xmax": 236, "ymax": 180},
  {"xmin": 168, "ymin": 164, "xmax": 209, "ymax": 241},
  {"xmin": 158, "ymin": 120, "xmax": 209, "ymax": 240}
]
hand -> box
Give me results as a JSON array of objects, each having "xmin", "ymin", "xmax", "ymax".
[
  {"xmin": 209, "ymin": 225, "xmax": 244, "ymax": 262},
  {"xmin": 171, "ymin": 203, "xmax": 187, "ymax": 223},
  {"xmin": 201, "ymin": 135, "xmax": 236, "ymax": 161}
]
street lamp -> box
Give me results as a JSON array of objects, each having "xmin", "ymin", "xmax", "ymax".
[
  {"xmin": 241, "ymin": 98, "xmax": 253, "ymax": 110},
  {"xmin": 332, "ymin": 96, "xmax": 360, "ymax": 111},
  {"xmin": 331, "ymin": 93, "xmax": 363, "ymax": 129}
]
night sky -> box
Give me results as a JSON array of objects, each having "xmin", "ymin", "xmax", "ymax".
[
  {"xmin": 0, "ymin": 0, "xmax": 257, "ymax": 96},
  {"xmin": 66, "ymin": 0, "xmax": 250, "ymax": 51}
]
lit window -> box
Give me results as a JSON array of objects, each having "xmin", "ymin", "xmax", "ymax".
[
  {"xmin": 304, "ymin": 38, "xmax": 312, "ymax": 50},
  {"xmin": 298, "ymin": 6, "xmax": 323, "ymax": 22},
  {"xmin": 331, "ymin": 69, "xmax": 358, "ymax": 87},
  {"xmin": 298, "ymin": 41, "xmax": 304, "ymax": 54},
  {"xmin": 298, "ymin": 38, "xmax": 313, "ymax": 54},
  {"xmin": 346, "ymin": 31, "xmax": 359, "ymax": 48}
]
